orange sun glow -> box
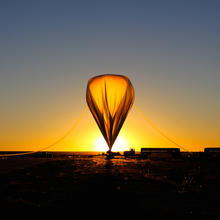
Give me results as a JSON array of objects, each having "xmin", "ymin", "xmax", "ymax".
[{"xmin": 93, "ymin": 135, "xmax": 129, "ymax": 152}]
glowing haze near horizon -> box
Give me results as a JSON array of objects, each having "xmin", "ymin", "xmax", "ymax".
[{"xmin": 0, "ymin": 0, "xmax": 220, "ymax": 152}]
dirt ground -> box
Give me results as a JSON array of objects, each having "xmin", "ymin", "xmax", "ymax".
[{"xmin": 1, "ymin": 153, "xmax": 220, "ymax": 218}]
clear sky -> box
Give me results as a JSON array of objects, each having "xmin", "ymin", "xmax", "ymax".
[{"xmin": 0, "ymin": 0, "xmax": 220, "ymax": 152}]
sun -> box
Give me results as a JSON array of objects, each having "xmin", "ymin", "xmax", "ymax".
[{"xmin": 93, "ymin": 135, "xmax": 129, "ymax": 152}]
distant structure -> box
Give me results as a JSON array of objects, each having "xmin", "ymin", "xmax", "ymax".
[
  {"xmin": 204, "ymin": 148, "xmax": 220, "ymax": 158},
  {"xmin": 204, "ymin": 148, "xmax": 220, "ymax": 153},
  {"xmin": 124, "ymin": 148, "xmax": 135, "ymax": 158},
  {"xmin": 33, "ymin": 151, "xmax": 53, "ymax": 158},
  {"xmin": 140, "ymin": 148, "xmax": 180, "ymax": 158}
]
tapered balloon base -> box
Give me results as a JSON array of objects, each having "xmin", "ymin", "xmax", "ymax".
[{"xmin": 86, "ymin": 74, "xmax": 134, "ymax": 160}]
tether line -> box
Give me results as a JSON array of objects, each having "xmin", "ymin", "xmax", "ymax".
[
  {"xmin": 0, "ymin": 106, "xmax": 88, "ymax": 157},
  {"xmin": 134, "ymin": 105, "xmax": 188, "ymax": 152}
]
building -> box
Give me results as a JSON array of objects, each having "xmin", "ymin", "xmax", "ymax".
[
  {"xmin": 140, "ymin": 148, "xmax": 180, "ymax": 158},
  {"xmin": 204, "ymin": 148, "xmax": 220, "ymax": 153},
  {"xmin": 204, "ymin": 148, "xmax": 220, "ymax": 158},
  {"xmin": 124, "ymin": 148, "xmax": 135, "ymax": 158}
]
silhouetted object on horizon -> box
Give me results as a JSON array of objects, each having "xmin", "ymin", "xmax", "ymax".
[
  {"xmin": 204, "ymin": 147, "xmax": 220, "ymax": 153},
  {"xmin": 33, "ymin": 152, "xmax": 53, "ymax": 158},
  {"xmin": 124, "ymin": 148, "xmax": 135, "ymax": 158},
  {"xmin": 105, "ymin": 150, "xmax": 121, "ymax": 159},
  {"xmin": 106, "ymin": 150, "xmax": 115, "ymax": 159},
  {"xmin": 204, "ymin": 147, "xmax": 220, "ymax": 158},
  {"xmin": 140, "ymin": 148, "xmax": 180, "ymax": 158},
  {"xmin": 86, "ymin": 74, "xmax": 134, "ymax": 155}
]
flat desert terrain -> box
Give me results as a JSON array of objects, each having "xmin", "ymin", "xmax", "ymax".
[{"xmin": 0, "ymin": 152, "xmax": 220, "ymax": 219}]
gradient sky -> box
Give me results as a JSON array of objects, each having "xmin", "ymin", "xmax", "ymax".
[{"xmin": 0, "ymin": 0, "xmax": 220, "ymax": 151}]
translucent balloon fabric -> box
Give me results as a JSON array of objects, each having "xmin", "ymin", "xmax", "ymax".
[{"xmin": 86, "ymin": 74, "xmax": 134, "ymax": 151}]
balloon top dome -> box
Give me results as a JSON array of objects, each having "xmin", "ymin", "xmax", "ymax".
[{"xmin": 86, "ymin": 74, "xmax": 134, "ymax": 151}]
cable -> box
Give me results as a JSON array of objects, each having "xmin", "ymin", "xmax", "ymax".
[
  {"xmin": 0, "ymin": 106, "xmax": 88, "ymax": 157},
  {"xmin": 133, "ymin": 105, "xmax": 188, "ymax": 152}
]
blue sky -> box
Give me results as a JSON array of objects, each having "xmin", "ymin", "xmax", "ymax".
[{"xmin": 0, "ymin": 0, "xmax": 220, "ymax": 150}]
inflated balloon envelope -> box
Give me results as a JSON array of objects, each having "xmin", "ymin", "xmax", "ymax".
[{"xmin": 86, "ymin": 74, "xmax": 135, "ymax": 152}]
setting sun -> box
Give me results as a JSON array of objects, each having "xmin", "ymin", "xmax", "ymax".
[{"xmin": 93, "ymin": 135, "xmax": 129, "ymax": 152}]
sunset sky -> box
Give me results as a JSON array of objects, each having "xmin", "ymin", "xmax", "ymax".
[{"xmin": 0, "ymin": 0, "xmax": 220, "ymax": 152}]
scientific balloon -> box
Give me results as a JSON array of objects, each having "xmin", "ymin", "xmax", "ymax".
[{"xmin": 86, "ymin": 74, "xmax": 134, "ymax": 152}]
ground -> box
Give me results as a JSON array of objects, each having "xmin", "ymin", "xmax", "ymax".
[{"xmin": 0, "ymin": 153, "xmax": 220, "ymax": 219}]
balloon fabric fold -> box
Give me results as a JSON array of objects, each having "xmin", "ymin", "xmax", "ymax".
[{"xmin": 86, "ymin": 74, "xmax": 135, "ymax": 152}]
